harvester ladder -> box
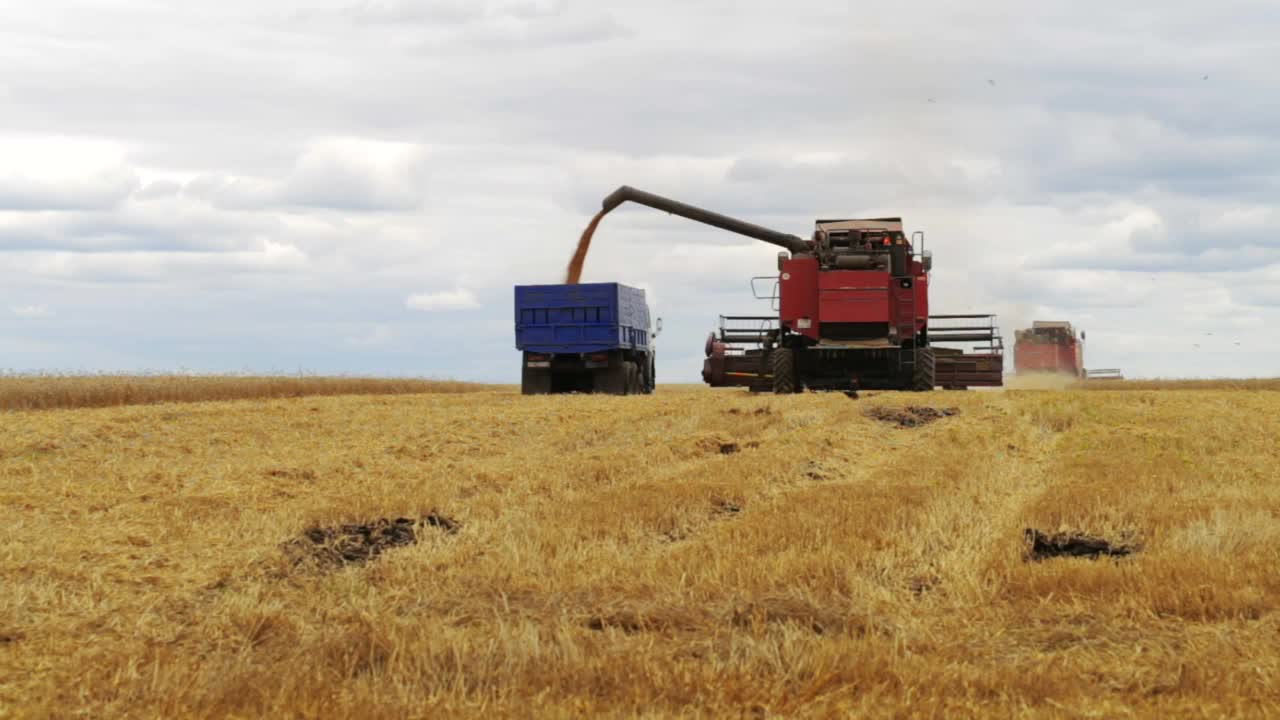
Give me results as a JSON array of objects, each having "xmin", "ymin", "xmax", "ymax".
[{"xmin": 901, "ymin": 249, "xmax": 923, "ymax": 377}]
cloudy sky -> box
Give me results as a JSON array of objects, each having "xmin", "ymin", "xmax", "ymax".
[{"xmin": 3, "ymin": 1, "xmax": 1278, "ymax": 381}]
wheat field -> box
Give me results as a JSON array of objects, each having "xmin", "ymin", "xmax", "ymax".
[
  {"xmin": 0, "ymin": 374, "xmax": 491, "ymax": 412},
  {"xmin": 2, "ymin": 383, "xmax": 1278, "ymax": 717}
]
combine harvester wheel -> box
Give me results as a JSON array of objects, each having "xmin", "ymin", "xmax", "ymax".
[
  {"xmin": 913, "ymin": 348, "xmax": 936, "ymax": 391},
  {"xmin": 771, "ymin": 347, "xmax": 797, "ymax": 394}
]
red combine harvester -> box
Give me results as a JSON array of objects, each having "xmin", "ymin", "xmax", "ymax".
[
  {"xmin": 1013, "ymin": 321, "xmax": 1123, "ymax": 380},
  {"xmin": 596, "ymin": 186, "xmax": 1004, "ymax": 392},
  {"xmin": 1013, "ymin": 321, "xmax": 1083, "ymax": 377}
]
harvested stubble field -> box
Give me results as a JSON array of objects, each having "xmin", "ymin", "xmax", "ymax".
[{"xmin": 2, "ymin": 382, "xmax": 1279, "ymax": 718}]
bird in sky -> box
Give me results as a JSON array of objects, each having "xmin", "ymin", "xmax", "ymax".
[
  {"xmin": 987, "ymin": 78, "xmax": 996, "ymax": 86},
  {"xmin": 1203, "ymin": 74, "xmax": 1210, "ymax": 80}
]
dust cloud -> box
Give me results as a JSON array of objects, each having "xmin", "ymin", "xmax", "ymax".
[{"xmin": 1004, "ymin": 373, "xmax": 1080, "ymax": 390}]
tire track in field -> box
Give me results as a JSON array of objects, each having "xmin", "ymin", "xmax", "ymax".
[
  {"xmin": 626, "ymin": 395, "xmax": 962, "ymax": 554},
  {"xmin": 650, "ymin": 392, "xmax": 1069, "ymax": 600},
  {"xmin": 503, "ymin": 393, "xmax": 876, "ymax": 551},
  {"xmin": 540, "ymin": 397, "xmax": 793, "ymax": 545},
  {"xmin": 835, "ymin": 393, "xmax": 1068, "ymax": 602}
]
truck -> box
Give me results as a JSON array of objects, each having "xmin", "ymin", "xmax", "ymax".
[
  {"xmin": 514, "ymin": 282, "xmax": 658, "ymax": 395},
  {"xmin": 583, "ymin": 186, "xmax": 1004, "ymax": 393}
]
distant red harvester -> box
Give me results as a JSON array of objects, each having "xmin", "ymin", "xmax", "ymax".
[{"xmin": 1014, "ymin": 321, "xmax": 1084, "ymax": 377}]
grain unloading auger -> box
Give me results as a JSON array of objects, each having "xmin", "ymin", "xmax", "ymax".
[{"xmin": 598, "ymin": 186, "xmax": 1004, "ymax": 392}]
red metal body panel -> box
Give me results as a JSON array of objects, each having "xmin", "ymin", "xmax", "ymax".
[
  {"xmin": 817, "ymin": 270, "xmax": 889, "ymax": 322},
  {"xmin": 1014, "ymin": 341, "xmax": 1082, "ymax": 376},
  {"xmin": 779, "ymin": 258, "xmax": 928, "ymax": 344},
  {"xmin": 778, "ymin": 257, "xmax": 820, "ymax": 340}
]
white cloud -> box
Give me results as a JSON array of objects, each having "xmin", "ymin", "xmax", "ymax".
[
  {"xmin": 11, "ymin": 304, "xmax": 53, "ymax": 318},
  {"xmin": 0, "ymin": 240, "xmax": 307, "ymax": 282},
  {"xmin": 2, "ymin": 1, "xmax": 1280, "ymax": 379},
  {"xmin": 134, "ymin": 180, "xmax": 184, "ymax": 201},
  {"xmin": 183, "ymin": 137, "xmax": 432, "ymax": 212},
  {"xmin": 339, "ymin": 0, "xmax": 485, "ymax": 25},
  {"xmin": 345, "ymin": 324, "xmax": 394, "ymax": 346},
  {"xmin": 0, "ymin": 167, "xmax": 140, "ymax": 211},
  {"xmin": 0, "ymin": 135, "xmax": 139, "ymax": 211},
  {"xmin": 405, "ymin": 288, "xmax": 481, "ymax": 311}
]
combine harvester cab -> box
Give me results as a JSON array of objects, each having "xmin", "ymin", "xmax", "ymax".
[
  {"xmin": 575, "ymin": 187, "xmax": 1001, "ymax": 392},
  {"xmin": 514, "ymin": 282, "xmax": 658, "ymax": 395}
]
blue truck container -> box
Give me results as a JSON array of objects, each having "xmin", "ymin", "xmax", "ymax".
[{"xmin": 514, "ymin": 282, "xmax": 658, "ymax": 395}]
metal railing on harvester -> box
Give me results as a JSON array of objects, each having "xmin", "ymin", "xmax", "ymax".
[
  {"xmin": 1085, "ymin": 368, "xmax": 1124, "ymax": 380},
  {"xmin": 927, "ymin": 314, "xmax": 1005, "ymax": 387}
]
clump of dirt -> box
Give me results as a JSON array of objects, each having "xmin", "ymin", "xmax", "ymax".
[
  {"xmin": 585, "ymin": 612, "xmax": 649, "ymax": 633},
  {"xmin": 729, "ymin": 598, "xmax": 852, "ymax": 636},
  {"xmin": 286, "ymin": 513, "xmax": 458, "ymax": 567},
  {"xmin": 1024, "ymin": 528, "xmax": 1138, "ymax": 561},
  {"xmin": 265, "ymin": 467, "xmax": 317, "ymax": 481},
  {"xmin": 866, "ymin": 405, "xmax": 960, "ymax": 428},
  {"xmin": 711, "ymin": 498, "xmax": 742, "ymax": 515},
  {"xmin": 803, "ymin": 461, "xmax": 830, "ymax": 481},
  {"xmin": 907, "ymin": 574, "xmax": 940, "ymax": 596},
  {"xmin": 585, "ymin": 606, "xmax": 707, "ymax": 634},
  {"xmin": 727, "ymin": 407, "xmax": 774, "ymax": 416},
  {"xmin": 660, "ymin": 526, "xmax": 690, "ymax": 544},
  {"xmin": 691, "ymin": 435, "xmax": 759, "ymax": 456}
]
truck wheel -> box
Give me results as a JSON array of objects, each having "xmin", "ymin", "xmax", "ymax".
[
  {"xmin": 912, "ymin": 348, "xmax": 936, "ymax": 392},
  {"xmin": 614, "ymin": 361, "xmax": 635, "ymax": 396},
  {"xmin": 521, "ymin": 365, "xmax": 551, "ymax": 395},
  {"xmin": 646, "ymin": 356, "xmax": 656, "ymax": 393},
  {"xmin": 771, "ymin": 348, "xmax": 796, "ymax": 394},
  {"xmin": 597, "ymin": 362, "xmax": 626, "ymax": 395},
  {"xmin": 626, "ymin": 362, "xmax": 641, "ymax": 395}
]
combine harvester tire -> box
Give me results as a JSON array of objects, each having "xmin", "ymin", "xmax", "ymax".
[
  {"xmin": 913, "ymin": 348, "xmax": 936, "ymax": 391},
  {"xmin": 771, "ymin": 348, "xmax": 797, "ymax": 394}
]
